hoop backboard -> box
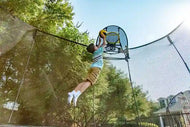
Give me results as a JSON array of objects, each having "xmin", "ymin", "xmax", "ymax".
[{"xmin": 96, "ymin": 25, "xmax": 128, "ymax": 56}]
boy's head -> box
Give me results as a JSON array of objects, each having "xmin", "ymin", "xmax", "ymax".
[
  {"xmin": 87, "ymin": 43, "xmax": 95, "ymax": 53},
  {"xmin": 99, "ymin": 30, "xmax": 107, "ymax": 38}
]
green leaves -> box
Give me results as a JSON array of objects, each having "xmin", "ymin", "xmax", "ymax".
[{"xmin": 0, "ymin": 1, "xmax": 157, "ymax": 126}]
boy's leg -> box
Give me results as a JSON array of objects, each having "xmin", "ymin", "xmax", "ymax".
[
  {"xmin": 74, "ymin": 81, "xmax": 91, "ymax": 93},
  {"xmin": 73, "ymin": 81, "xmax": 91, "ymax": 106},
  {"xmin": 68, "ymin": 81, "xmax": 91, "ymax": 106},
  {"xmin": 68, "ymin": 67, "xmax": 100, "ymax": 106},
  {"xmin": 74, "ymin": 67, "xmax": 100, "ymax": 93}
]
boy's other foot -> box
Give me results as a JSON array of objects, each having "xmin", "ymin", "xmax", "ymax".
[
  {"xmin": 73, "ymin": 95, "xmax": 79, "ymax": 107},
  {"xmin": 73, "ymin": 91, "xmax": 81, "ymax": 106},
  {"xmin": 68, "ymin": 92, "xmax": 74, "ymax": 105}
]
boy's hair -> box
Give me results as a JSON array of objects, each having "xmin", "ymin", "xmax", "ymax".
[{"xmin": 87, "ymin": 43, "xmax": 95, "ymax": 53}]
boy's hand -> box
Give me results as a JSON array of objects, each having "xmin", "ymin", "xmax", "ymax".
[{"xmin": 102, "ymin": 34, "xmax": 106, "ymax": 39}]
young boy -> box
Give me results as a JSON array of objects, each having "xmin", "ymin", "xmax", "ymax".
[{"xmin": 68, "ymin": 30, "xmax": 107, "ymax": 106}]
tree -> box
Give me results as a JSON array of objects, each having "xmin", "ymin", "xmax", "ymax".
[
  {"xmin": 0, "ymin": 1, "xmax": 157, "ymax": 126},
  {"xmin": 0, "ymin": 0, "xmax": 74, "ymax": 32}
]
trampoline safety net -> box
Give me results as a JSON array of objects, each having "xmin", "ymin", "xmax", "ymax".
[
  {"xmin": 109, "ymin": 23, "xmax": 190, "ymax": 100},
  {"xmin": 1, "ymin": 6, "xmax": 190, "ymax": 127}
]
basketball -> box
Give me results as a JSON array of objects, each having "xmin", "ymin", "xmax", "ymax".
[{"xmin": 99, "ymin": 30, "xmax": 107, "ymax": 38}]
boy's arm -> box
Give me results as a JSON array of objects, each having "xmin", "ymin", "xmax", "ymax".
[
  {"xmin": 97, "ymin": 37, "xmax": 102, "ymax": 48},
  {"xmin": 102, "ymin": 36, "xmax": 106, "ymax": 47},
  {"xmin": 97, "ymin": 36, "xmax": 106, "ymax": 48}
]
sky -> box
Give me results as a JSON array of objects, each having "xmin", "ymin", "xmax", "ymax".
[
  {"xmin": 69, "ymin": 0, "xmax": 190, "ymax": 101},
  {"xmin": 70, "ymin": 0, "xmax": 190, "ymax": 48}
]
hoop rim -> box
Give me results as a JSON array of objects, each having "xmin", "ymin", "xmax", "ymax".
[{"xmin": 106, "ymin": 32, "xmax": 120, "ymax": 44}]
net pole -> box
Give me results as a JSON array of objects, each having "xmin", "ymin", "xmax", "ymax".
[
  {"xmin": 167, "ymin": 36, "xmax": 190, "ymax": 75},
  {"xmin": 120, "ymin": 37, "xmax": 141, "ymax": 126},
  {"xmin": 166, "ymin": 92, "xmax": 183, "ymax": 126},
  {"xmin": 8, "ymin": 30, "xmax": 36, "ymax": 123},
  {"xmin": 125, "ymin": 58, "xmax": 141, "ymax": 127}
]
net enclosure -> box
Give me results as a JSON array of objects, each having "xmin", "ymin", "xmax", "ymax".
[
  {"xmin": 1, "ymin": 5, "xmax": 190, "ymax": 127},
  {"xmin": 108, "ymin": 22, "xmax": 190, "ymax": 101},
  {"xmin": 0, "ymin": 7, "xmax": 95, "ymax": 126}
]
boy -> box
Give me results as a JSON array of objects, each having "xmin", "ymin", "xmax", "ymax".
[{"xmin": 68, "ymin": 30, "xmax": 107, "ymax": 106}]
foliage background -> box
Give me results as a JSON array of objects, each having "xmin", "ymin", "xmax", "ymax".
[{"xmin": 0, "ymin": 0, "xmax": 158, "ymax": 126}]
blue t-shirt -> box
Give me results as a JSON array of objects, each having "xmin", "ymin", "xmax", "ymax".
[{"xmin": 91, "ymin": 47, "xmax": 104, "ymax": 69}]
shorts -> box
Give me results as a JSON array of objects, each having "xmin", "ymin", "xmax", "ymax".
[{"xmin": 86, "ymin": 67, "xmax": 101, "ymax": 85}]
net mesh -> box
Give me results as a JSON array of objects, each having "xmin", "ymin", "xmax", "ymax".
[
  {"xmin": 0, "ymin": 8, "xmax": 95, "ymax": 126},
  {"xmin": 109, "ymin": 23, "xmax": 190, "ymax": 101},
  {"xmin": 1, "ymin": 6, "xmax": 190, "ymax": 126},
  {"xmin": 0, "ymin": 8, "xmax": 34, "ymax": 56},
  {"xmin": 169, "ymin": 23, "xmax": 190, "ymax": 68}
]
